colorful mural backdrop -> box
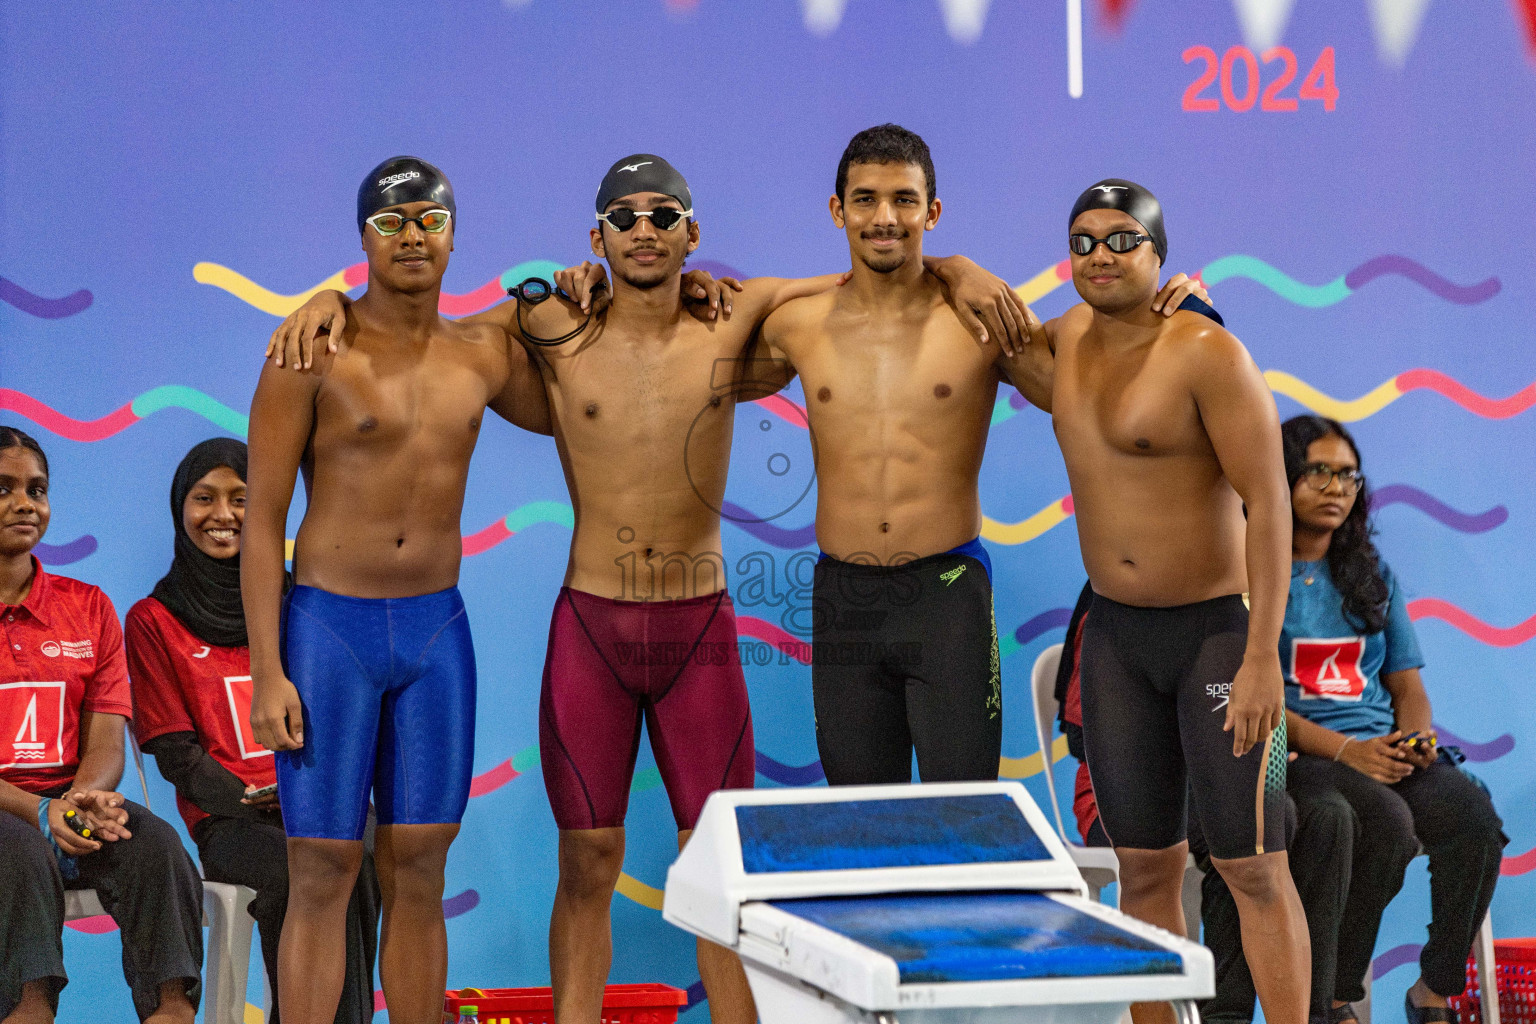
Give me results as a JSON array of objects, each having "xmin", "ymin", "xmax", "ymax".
[{"xmin": 4, "ymin": 1, "xmax": 1533, "ymax": 1019}]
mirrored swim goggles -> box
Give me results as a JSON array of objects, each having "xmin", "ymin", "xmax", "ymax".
[
  {"xmin": 365, "ymin": 208, "xmax": 453, "ymax": 236},
  {"xmin": 1069, "ymin": 230, "xmax": 1155, "ymax": 256},
  {"xmin": 595, "ymin": 206, "xmax": 693, "ymax": 232}
]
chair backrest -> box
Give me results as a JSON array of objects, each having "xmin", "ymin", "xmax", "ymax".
[
  {"xmin": 1029, "ymin": 643, "xmax": 1070, "ymax": 844},
  {"xmin": 128, "ymin": 726, "xmax": 152, "ymax": 814}
]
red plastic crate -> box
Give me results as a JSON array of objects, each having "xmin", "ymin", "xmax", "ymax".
[
  {"xmin": 443, "ymin": 983, "xmax": 687, "ymax": 1024},
  {"xmin": 1448, "ymin": 938, "xmax": 1536, "ymax": 1024}
]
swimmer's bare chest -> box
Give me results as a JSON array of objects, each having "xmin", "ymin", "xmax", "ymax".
[
  {"xmin": 537, "ymin": 320, "xmax": 753, "ymax": 591},
  {"xmin": 1052, "ymin": 326, "xmax": 1245, "ymax": 601},
  {"xmin": 785, "ymin": 306, "xmax": 998, "ymax": 555},
  {"xmin": 295, "ymin": 328, "xmax": 504, "ymax": 594},
  {"xmin": 1052, "ymin": 328, "xmax": 1207, "ymax": 461},
  {"xmin": 541, "ymin": 320, "xmax": 750, "ymax": 480}
]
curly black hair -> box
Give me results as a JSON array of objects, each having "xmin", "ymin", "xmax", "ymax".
[
  {"xmin": 835, "ymin": 124, "xmax": 936, "ymax": 204},
  {"xmin": 1281, "ymin": 415, "xmax": 1387, "ymax": 633}
]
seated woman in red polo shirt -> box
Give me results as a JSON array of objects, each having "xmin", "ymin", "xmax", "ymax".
[
  {"xmin": 127, "ymin": 438, "xmax": 380, "ymax": 1024},
  {"xmin": 0, "ymin": 426, "xmax": 203, "ymax": 1024}
]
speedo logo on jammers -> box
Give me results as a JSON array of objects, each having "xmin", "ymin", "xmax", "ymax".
[{"xmin": 378, "ymin": 170, "xmax": 420, "ymax": 190}]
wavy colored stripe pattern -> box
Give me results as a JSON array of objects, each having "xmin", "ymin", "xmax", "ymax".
[
  {"xmin": 1369, "ymin": 485, "xmax": 1507, "ymax": 534},
  {"xmin": 36, "ymin": 535, "xmax": 98, "ymax": 566},
  {"xmin": 1268, "ymin": 369, "xmax": 1536, "ymax": 422},
  {"xmin": 1015, "ymin": 607, "xmax": 1073, "ymax": 647},
  {"xmin": 196, "ymin": 259, "xmax": 570, "ymax": 317},
  {"xmin": 1016, "ymin": 259, "xmax": 1072, "ymax": 304},
  {"xmin": 721, "ymin": 503, "xmax": 816, "ymax": 548},
  {"xmin": 1372, "ymin": 942, "xmax": 1421, "ymax": 979},
  {"xmin": 737, "ymin": 616, "xmax": 811, "ymax": 663},
  {"xmin": 982, "ymin": 495, "xmax": 1074, "ymax": 545},
  {"xmin": 1502, "ymin": 845, "xmax": 1536, "ymax": 876},
  {"xmin": 1432, "ymin": 724, "xmax": 1515, "ymax": 763},
  {"xmin": 999, "ymin": 735, "xmax": 1070, "ymax": 779},
  {"xmin": 461, "ymin": 500, "xmax": 576, "ymax": 556},
  {"xmin": 616, "ymin": 872, "xmax": 666, "ymax": 910},
  {"xmin": 755, "ymin": 752, "xmax": 825, "ymax": 785},
  {"xmin": 1407, "ymin": 598, "xmax": 1536, "ymax": 647},
  {"xmin": 0, "ymin": 386, "xmax": 247, "ymax": 441},
  {"xmin": 1203, "ymin": 255, "xmax": 1498, "ymax": 308},
  {"xmin": 196, "ymin": 252, "xmax": 1497, "ymax": 325},
  {"xmin": 10, "ymin": 364, "xmax": 1531, "ymax": 452},
  {"xmin": 0, "ymin": 277, "xmax": 93, "ymax": 318},
  {"xmin": 443, "ymin": 888, "xmax": 481, "ymax": 918}
]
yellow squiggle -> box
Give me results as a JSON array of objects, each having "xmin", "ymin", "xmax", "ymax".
[
  {"xmin": 244, "ymin": 1002, "xmax": 264, "ymax": 1024},
  {"xmin": 999, "ymin": 735, "xmax": 1070, "ymax": 779},
  {"xmin": 981, "ymin": 497, "xmax": 1073, "ymax": 545},
  {"xmin": 1016, "ymin": 261, "xmax": 1070, "ymax": 305},
  {"xmin": 194, "ymin": 262, "xmax": 354, "ymax": 318},
  {"xmin": 616, "ymin": 872, "xmax": 665, "ymax": 910},
  {"xmin": 1264, "ymin": 371, "xmax": 1404, "ymax": 423}
]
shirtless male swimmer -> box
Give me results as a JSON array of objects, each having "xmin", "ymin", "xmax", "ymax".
[
  {"xmin": 1016, "ymin": 179, "xmax": 1310, "ymax": 1024},
  {"xmin": 244, "ymin": 157, "xmax": 548, "ymax": 1024}
]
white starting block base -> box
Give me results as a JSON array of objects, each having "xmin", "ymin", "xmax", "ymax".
[
  {"xmin": 664, "ymin": 783, "xmax": 1212, "ymax": 1024},
  {"xmin": 744, "ymin": 960, "xmax": 1153, "ymax": 1024}
]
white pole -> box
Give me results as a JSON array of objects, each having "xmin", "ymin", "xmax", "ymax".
[{"xmin": 1067, "ymin": 0, "xmax": 1083, "ymax": 98}]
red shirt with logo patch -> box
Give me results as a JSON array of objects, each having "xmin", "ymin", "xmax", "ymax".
[
  {"xmin": 0, "ymin": 560, "xmax": 134, "ymax": 794},
  {"xmin": 126, "ymin": 596, "xmax": 272, "ymax": 831}
]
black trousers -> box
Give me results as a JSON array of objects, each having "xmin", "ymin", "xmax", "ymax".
[
  {"xmin": 0, "ymin": 798, "xmax": 203, "ymax": 1021},
  {"xmin": 196, "ymin": 813, "xmax": 381, "ymax": 1024},
  {"xmin": 1190, "ymin": 791, "xmax": 1353, "ymax": 1024},
  {"xmin": 1288, "ymin": 754, "xmax": 1506, "ymax": 1000}
]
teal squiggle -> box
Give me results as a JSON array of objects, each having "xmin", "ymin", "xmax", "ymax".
[
  {"xmin": 505, "ymin": 500, "xmax": 575, "ymax": 532},
  {"xmin": 497, "ymin": 259, "xmax": 568, "ymax": 291},
  {"xmin": 1201, "ymin": 255, "xmax": 1352, "ymax": 308},
  {"xmin": 130, "ymin": 386, "xmax": 249, "ymax": 436}
]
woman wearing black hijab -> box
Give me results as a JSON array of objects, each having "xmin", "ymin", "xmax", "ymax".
[{"xmin": 126, "ymin": 439, "xmax": 380, "ymax": 1024}]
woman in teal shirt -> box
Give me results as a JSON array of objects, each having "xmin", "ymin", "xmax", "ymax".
[{"xmin": 1279, "ymin": 415, "xmax": 1504, "ymax": 1024}]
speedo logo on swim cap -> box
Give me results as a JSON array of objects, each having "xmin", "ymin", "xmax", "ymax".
[
  {"xmin": 1092, "ymin": 185, "xmax": 1126, "ymax": 193},
  {"xmin": 618, "ymin": 161, "xmax": 653, "ymax": 173},
  {"xmin": 378, "ymin": 170, "xmax": 421, "ymax": 190}
]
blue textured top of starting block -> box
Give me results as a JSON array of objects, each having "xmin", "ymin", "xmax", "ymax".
[
  {"xmin": 735, "ymin": 794, "xmax": 1050, "ymax": 873},
  {"xmin": 769, "ymin": 891, "xmax": 1184, "ymax": 983}
]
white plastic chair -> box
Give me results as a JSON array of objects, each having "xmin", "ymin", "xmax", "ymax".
[
  {"xmin": 1029, "ymin": 643, "xmax": 1120, "ymax": 902},
  {"xmin": 60, "ymin": 727, "xmax": 263, "ymax": 1024}
]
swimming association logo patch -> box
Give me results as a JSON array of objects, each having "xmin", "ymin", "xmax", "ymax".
[
  {"xmin": 1291, "ymin": 637, "xmax": 1368, "ymax": 701},
  {"xmin": 0, "ymin": 681, "xmax": 67, "ymax": 770}
]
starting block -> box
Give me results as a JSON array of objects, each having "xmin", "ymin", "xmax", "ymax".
[{"xmin": 663, "ymin": 781, "xmax": 1212, "ymax": 1024}]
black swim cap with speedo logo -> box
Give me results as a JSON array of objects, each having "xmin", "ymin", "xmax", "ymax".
[
  {"xmin": 357, "ymin": 156, "xmax": 456, "ymax": 233},
  {"xmin": 1069, "ymin": 178, "xmax": 1167, "ymax": 264},
  {"xmin": 595, "ymin": 154, "xmax": 692, "ymax": 214}
]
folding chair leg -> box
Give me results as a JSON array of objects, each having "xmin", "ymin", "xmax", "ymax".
[
  {"xmin": 203, "ymin": 882, "xmax": 258, "ymax": 1024},
  {"xmin": 1473, "ymin": 910, "xmax": 1499, "ymax": 1024}
]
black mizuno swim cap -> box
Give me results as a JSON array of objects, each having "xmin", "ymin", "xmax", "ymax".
[
  {"xmin": 357, "ymin": 156, "xmax": 456, "ymax": 233},
  {"xmin": 595, "ymin": 154, "xmax": 692, "ymax": 214},
  {"xmin": 1069, "ymin": 179, "xmax": 1166, "ymax": 264}
]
